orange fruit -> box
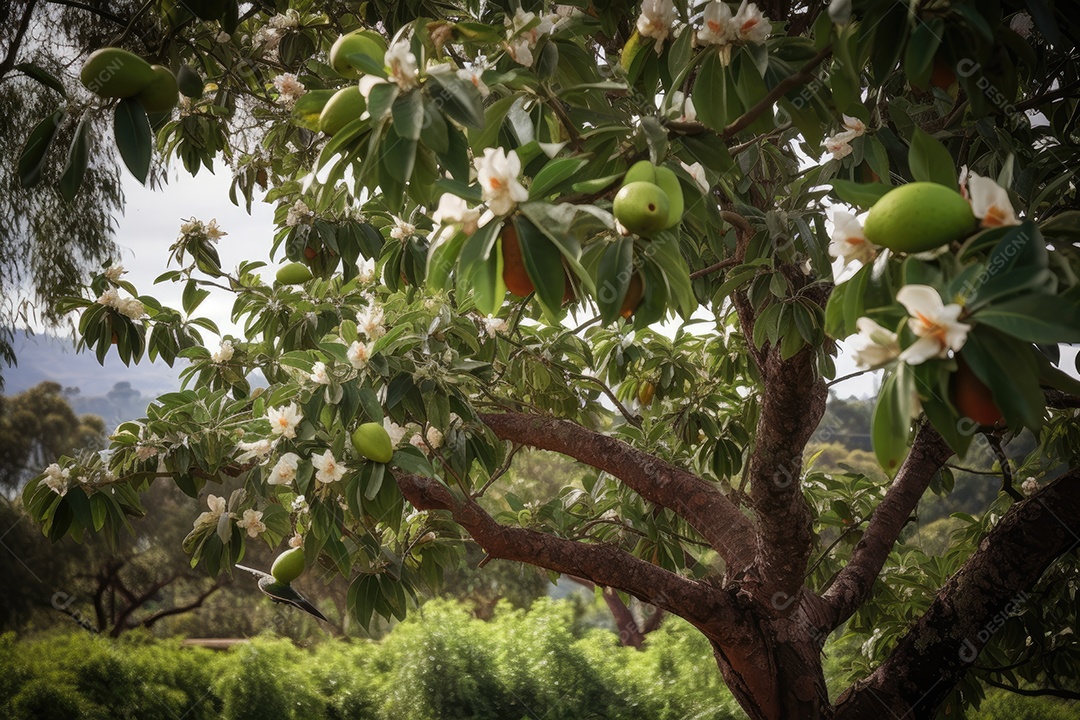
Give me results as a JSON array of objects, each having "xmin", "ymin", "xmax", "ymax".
[{"xmin": 951, "ymin": 356, "xmax": 1003, "ymax": 426}]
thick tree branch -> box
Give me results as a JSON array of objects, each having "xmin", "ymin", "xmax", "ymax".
[
  {"xmin": 823, "ymin": 424, "xmax": 953, "ymax": 628},
  {"xmin": 479, "ymin": 412, "xmax": 756, "ymax": 573},
  {"xmin": 722, "ymin": 45, "xmax": 832, "ymax": 140},
  {"xmin": 983, "ymin": 678, "xmax": 1080, "ymax": 701},
  {"xmin": 834, "ymin": 467, "xmax": 1080, "ymax": 719},
  {"xmin": 133, "ymin": 582, "xmax": 223, "ymax": 632},
  {"xmin": 396, "ymin": 473, "xmax": 747, "ymax": 644},
  {"xmin": 745, "ymin": 324, "xmax": 828, "ymax": 605}
]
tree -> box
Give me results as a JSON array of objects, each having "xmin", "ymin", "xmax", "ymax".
[
  {"xmin": 17, "ymin": 1, "xmax": 1080, "ymax": 718},
  {"xmin": 0, "ymin": 381, "xmax": 106, "ymax": 490}
]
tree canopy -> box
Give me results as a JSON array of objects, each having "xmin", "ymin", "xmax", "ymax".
[{"xmin": 12, "ymin": 0, "xmax": 1080, "ymax": 718}]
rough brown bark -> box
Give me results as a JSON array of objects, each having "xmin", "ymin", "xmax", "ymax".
[
  {"xmin": 834, "ymin": 469, "xmax": 1080, "ymax": 718},
  {"xmin": 479, "ymin": 412, "xmax": 757, "ymax": 573}
]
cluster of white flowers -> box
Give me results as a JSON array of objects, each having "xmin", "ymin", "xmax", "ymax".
[
  {"xmin": 507, "ymin": 8, "xmax": 559, "ymax": 66},
  {"xmin": 273, "ymin": 73, "xmax": 306, "ymax": 107},
  {"xmin": 384, "ymin": 418, "xmax": 408, "ymax": 447},
  {"xmin": 103, "ymin": 265, "xmax": 126, "ymax": 282},
  {"xmin": 312, "ymin": 449, "xmax": 348, "ymax": 484},
  {"xmin": 390, "ymin": 217, "xmax": 416, "ymax": 240},
  {"xmin": 96, "ymin": 287, "xmax": 146, "ymax": 320},
  {"xmin": 821, "ymin": 114, "xmax": 868, "ymax": 160},
  {"xmin": 385, "ymin": 40, "xmax": 420, "ymax": 90},
  {"xmin": 637, "ymin": 0, "xmax": 679, "ymax": 52},
  {"xmin": 475, "ymin": 147, "xmax": 529, "ymax": 216},
  {"xmin": 42, "ymin": 463, "xmax": 70, "ymax": 496},
  {"xmin": 1022, "ymin": 477, "xmax": 1039, "ymax": 496},
  {"xmin": 213, "ymin": 339, "xmax": 234, "ymax": 363},
  {"xmin": 267, "ymin": 403, "xmax": 303, "ymax": 439},
  {"xmin": 693, "ymin": 1, "xmax": 770, "ymax": 62},
  {"xmin": 179, "ymin": 218, "xmax": 227, "ymax": 243},
  {"xmin": 847, "ymin": 285, "xmax": 970, "ymax": 370},
  {"xmin": 268, "ymin": 10, "xmax": 300, "ymax": 30},
  {"xmin": 285, "ymin": 199, "xmax": 313, "ymax": 227},
  {"xmin": 191, "ymin": 494, "xmax": 265, "ymax": 538}
]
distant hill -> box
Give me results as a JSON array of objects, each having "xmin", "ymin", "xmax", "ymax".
[{"xmin": 3, "ymin": 330, "xmax": 184, "ymax": 428}]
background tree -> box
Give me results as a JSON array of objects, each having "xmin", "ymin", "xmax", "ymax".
[{"xmin": 15, "ymin": 1, "xmax": 1080, "ymax": 719}]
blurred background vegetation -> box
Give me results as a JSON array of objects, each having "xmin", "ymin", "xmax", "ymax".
[{"xmin": 1, "ymin": 384, "xmax": 1072, "ymax": 718}]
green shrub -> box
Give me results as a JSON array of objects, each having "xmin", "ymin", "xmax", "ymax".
[
  {"xmin": 215, "ymin": 637, "xmax": 324, "ymax": 720},
  {"xmin": 973, "ymin": 688, "xmax": 1079, "ymax": 720}
]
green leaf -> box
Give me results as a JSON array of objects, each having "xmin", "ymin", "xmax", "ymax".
[
  {"xmin": 596, "ymin": 237, "xmax": 634, "ymax": 324},
  {"xmin": 58, "ymin": 112, "xmax": 90, "ymax": 201},
  {"xmin": 18, "ymin": 109, "xmax": 66, "ymax": 188},
  {"xmin": 647, "ymin": 232, "xmax": 697, "ymax": 318},
  {"xmin": 114, "ymin": 98, "xmax": 152, "ymax": 183},
  {"xmin": 908, "ymin": 127, "xmax": 956, "ymax": 189},
  {"xmin": 514, "ymin": 215, "xmax": 566, "ymax": 322},
  {"xmin": 960, "ymin": 328, "xmax": 1045, "ymax": 431},
  {"xmin": 829, "ymin": 179, "xmax": 892, "ymax": 209},
  {"xmin": 457, "ymin": 221, "xmax": 503, "ymax": 315},
  {"xmin": 903, "ymin": 18, "xmax": 943, "ymax": 90},
  {"xmin": 871, "ymin": 365, "xmax": 915, "ymax": 476},
  {"xmin": 291, "ymin": 89, "xmax": 337, "ymax": 131},
  {"xmin": 392, "ymin": 89, "xmax": 425, "ymax": 141},
  {"xmin": 692, "ymin": 53, "xmax": 731, "ymax": 133},
  {"xmin": 426, "ymin": 70, "xmax": 485, "ymax": 128},
  {"xmin": 15, "ymin": 62, "xmax": 67, "ymax": 97},
  {"xmin": 529, "ymin": 156, "xmax": 590, "ymax": 199},
  {"xmin": 973, "ymin": 294, "xmax": 1080, "ymax": 344}
]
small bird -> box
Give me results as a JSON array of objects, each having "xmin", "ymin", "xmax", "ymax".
[{"xmin": 234, "ymin": 564, "xmax": 328, "ymax": 621}]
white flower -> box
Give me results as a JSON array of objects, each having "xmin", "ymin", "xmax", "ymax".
[
  {"xmin": 732, "ymin": 1, "xmax": 771, "ymax": 44},
  {"xmin": 273, "ymin": 73, "xmax": 306, "ymax": 107},
  {"xmin": 848, "ymin": 318, "xmax": 901, "ymax": 369},
  {"xmin": 698, "ymin": 1, "xmax": 734, "ymax": 45},
  {"xmin": 291, "ymin": 495, "xmax": 309, "ymax": 513},
  {"xmin": 390, "ymin": 217, "xmax": 416, "ymax": 240},
  {"xmin": 433, "ymin": 193, "xmax": 481, "ymax": 234},
  {"xmin": 179, "ymin": 219, "xmax": 202, "ymax": 236},
  {"xmin": 356, "ymin": 257, "xmax": 377, "ymax": 284},
  {"xmin": 482, "ymin": 314, "xmax": 508, "ymax": 338},
  {"xmin": 1022, "ymin": 477, "xmax": 1038, "ymax": 496},
  {"xmin": 841, "ymin": 114, "xmax": 867, "ymax": 136},
  {"xmin": 216, "ymin": 31, "xmax": 232, "ymax": 43},
  {"xmin": 347, "ymin": 340, "xmax": 372, "ymax": 369},
  {"xmin": 97, "ymin": 287, "xmax": 120, "ymax": 308},
  {"xmin": 1010, "ymin": 12, "xmax": 1033, "ymax": 38},
  {"xmin": 193, "ymin": 494, "xmax": 226, "ymax": 529},
  {"xmin": 385, "ymin": 40, "xmax": 419, "ymax": 90},
  {"xmin": 117, "ymin": 297, "xmax": 145, "ymax": 320},
  {"xmin": 409, "ymin": 433, "xmax": 429, "ymax": 454},
  {"xmin": 457, "ymin": 66, "xmax": 490, "ymax": 97},
  {"xmin": 267, "ymin": 452, "xmax": 301, "ymax": 486},
  {"xmin": 213, "ymin": 340, "xmax": 234, "ymax": 363},
  {"xmin": 680, "ymin": 161, "xmax": 709, "ymax": 191},
  {"xmin": 475, "ymin": 147, "xmax": 529, "ymax": 216},
  {"xmin": 896, "ymin": 285, "xmax": 971, "ymax": 365},
  {"xmin": 383, "ymin": 418, "xmax": 407, "ymax": 446},
  {"xmin": 267, "ymin": 403, "xmax": 303, "ymax": 439},
  {"xmin": 507, "ymin": 9, "xmax": 557, "ymax": 66},
  {"xmin": 312, "ymin": 449, "xmax": 347, "ymax": 484},
  {"xmin": 42, "ymin": 463, "xmax": 70, "ymax": 496},
  {"xmin": 268, "ymin": 10, "xmax": 299, "ymax": 29},
  {"xmin": 636, "ymin": 0, "xmax": 677, "ymax": 51},
  {"xmin": 822, "ymin": 135, "xmax": 854, "ymax": 160},
  {"xmin": 308, "ymin": 361, "xmax": 330, "ymax": 385},
  {"xmin": 286, "ymin": 199, "xmax": 312, "ymax": 227},
  {"xmin": 967, "ymin": 173, "xmax": 1021, "ymax": 228},
  {"xmin": 104, "ymin": 265, "xmax": 126, "ymax": 281},
  {"xmin": 667, "ymin": 91, "xmax": 697, "ymax": 122},
  {"xmin": 828, "ymin": 211, "xmax": 877, "ymax": 268},
  {"xmin": 236, "ymin": 438, "xmax": 273, "ymax": 462},
  {"xmin": 288, "ymin": 533, "xmax": 304, "ymax": 548},
  {"xmin": 426, "ymin": 426, "xmax": 444, "ymax": 449},
  {"xmin": 205, "ymin": 219, "xmax": 226, "ymax": 242},
  {"xmin": 357, "ymin": 303, "xmax": 385, "ymax": 340},
  {"xmin": 237, "ymin": 509, "xmax": 266, "ymax": 537}
]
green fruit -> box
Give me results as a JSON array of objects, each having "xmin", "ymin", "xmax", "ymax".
[
  {"xmin": 613, "ymin": 181, "xmax": 670, "ymax": 237},
  {"xmin": 134, "ymin": 65, "xmax": 179, "ymax": 114},
  {"xmin": 177, "ymin": 65, "xmax": 203, "ymax": 99},
  {"xmin": 863, "ymin": 182, "xmax": 977, "ymax": 253},
  {"xmin": 318, "ymin": 86, "xmax": 366, "ymax": 135},
  {"xmin": 351, "ymin": 422, "xmax": 394, "ymax": 463},
  {"xmin": 653, "ymin": 167, "xmax": 684, "ymax": 229},
  {"xmin": 271, "ymin": 547, "xmax": 305, "ymax": 584},
  {"xmin": 623, "ymin": 159, "xmax": 656, "ymax": 184},
  {"xmin": 276, "ymin": 262, "xmax": 313, "ymax": 285},
  {"xmin": 330, "ymin": 30, "xmax": 388, "ymax": 79},
  {"xmin": 80, "ymin": 48, "xmax": 155, "ymax": 98}
]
